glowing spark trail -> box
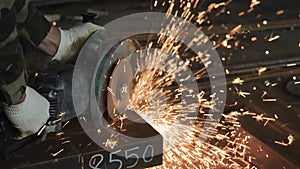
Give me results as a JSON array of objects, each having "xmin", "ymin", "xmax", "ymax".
[
  {"xmin": 274, "ymin": 135, "xmax": 295, "ymax": 147},
  {"xmin": 104, "ymin": 0, "xmax": 285, "ymax": 168},
  {"xmin": 51, "ymin": 149, "xmax": 64, "ymax": 157},
  {"xmin": 232, "ymin": 77, "xmax": 244, "ymax": 85},
  {"xmin": 122, "ymin": 0, "xmax": 261, "ymax": 168}
]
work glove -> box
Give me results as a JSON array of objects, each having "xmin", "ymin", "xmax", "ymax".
[
  {"xmin": 4, "ymin": 86, "xmax": 50, "ymax": 139},
  {"xmin": 53, "ymin": 22, "xmax": 104, "ymax": 63}
]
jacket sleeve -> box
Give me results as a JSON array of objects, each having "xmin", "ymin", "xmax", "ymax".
[
  {"xmin": 0, "ymin": 0, "xmax": 51, "ymax": 105},
  {"xmin": 0, "ymin": 0, "xmax": 26, "ymax": 105}
]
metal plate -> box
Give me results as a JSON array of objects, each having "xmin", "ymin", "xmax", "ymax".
[{"xmin": 0, "ymin": 117, "xmax": 163, "ymax": 169}]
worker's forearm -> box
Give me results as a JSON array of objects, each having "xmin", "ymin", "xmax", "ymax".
[{"xmin": 37, "ymin": 26, "xmax": 61, "ymax": 56}]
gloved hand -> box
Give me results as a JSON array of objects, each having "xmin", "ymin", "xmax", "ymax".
[
  {"xmin": 4, "ymin": 86, "xmax": 50, "ymax": 139},
  {"xmin": 53, "ymin": 22, "xmax": 104, "ymax": 63}
]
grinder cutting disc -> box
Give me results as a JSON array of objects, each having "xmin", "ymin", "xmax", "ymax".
[
  {"xmin": 91, "ymin": 38, "xmax": 140, "ymax": 123},
  {"xmin": 107, "ymin": 59, "xmax": 133, "ymax": 120}
]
